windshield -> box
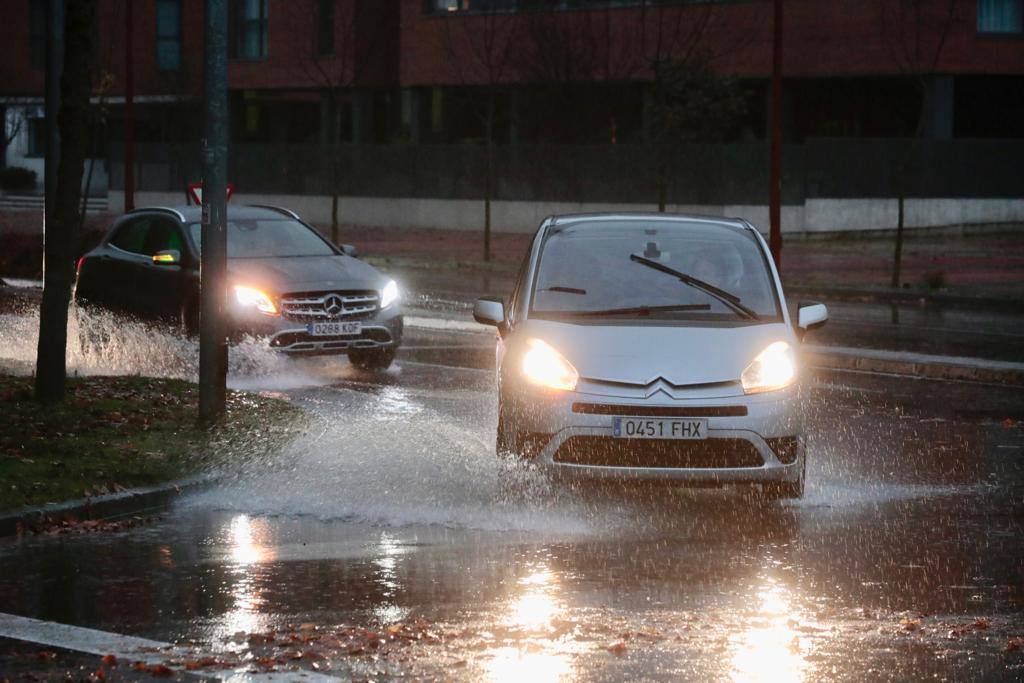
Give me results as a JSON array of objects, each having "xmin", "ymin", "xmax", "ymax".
[
  {"xmin": 188, "ymin": 219, "xmax": 336, "ymax": 258},
  {"xmin": 530, "ymin": 220, "xmax": 781, "ymax": 322}
]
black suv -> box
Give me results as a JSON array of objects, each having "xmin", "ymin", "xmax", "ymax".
[{"xmin": 74, "ymin": 205, "xmax": 403, "ymax": 370}]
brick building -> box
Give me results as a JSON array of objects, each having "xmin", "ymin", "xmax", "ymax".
[{"xmin": 1, "ymin": 0, "xmax": 1022, "ymax": 194}]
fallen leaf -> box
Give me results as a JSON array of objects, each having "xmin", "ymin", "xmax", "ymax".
[
  {"xmin": 606, "ymin": 642, "xmax": 627, "ymax": 656},
  {"xmin": 1007, "ymin": 637, "xmax": 1023, "ymax": 652},
  {"xmin": 100, "ymin": 653, "xmax": 117, "ymax": 666},
  {"xmin": 973, "ymin": 617, "xmax": 988, "ymax": 630},
  {"xmin": 899, "ymin": 618, "xmax": 920, "ymax": 632}
]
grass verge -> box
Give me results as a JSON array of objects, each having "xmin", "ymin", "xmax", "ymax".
[{"xmin": 0, "ymin": 374, "xmax": 305, "ymax": 511}]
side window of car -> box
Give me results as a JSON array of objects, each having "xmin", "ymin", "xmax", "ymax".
[
  {"xmin": 507, "ymin": 251, "xmax": 532, "ymax": 327},
  {"xmin": 143, "ymin": 219, "xmax": 184, "ymax": 256},
  {"xmin": 109, "ymin": 218, "xmax": 151, "ymax": 254}
]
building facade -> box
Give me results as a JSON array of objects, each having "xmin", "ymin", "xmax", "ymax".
[{"xmin": 1, "ymin": 0, "xmax": 1022, "ymax": 195}]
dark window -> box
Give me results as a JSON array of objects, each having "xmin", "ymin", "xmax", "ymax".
[
  {"xmin": 231, "ymin": 0, "xmax": 268, "ymax": 59},
  {"xmin": 109, "ymin": 218, "xmax": 151, "ymax": 255},
  {"xmin": 318, "ymin": 0, "xmax": 335, "ymax": 55},
  {"xmin": 143, "ymin": 220, "xmax": 184, "ymax": 255},
  {"xmin": 978, "ymin": 0, "xmax": 1023, "ymax": 33},
  {"xmin": 29, "ymin": 0, "xmax": 45, "ymax": 70},
  {"xmin": 26, "ymin": 117, "xmax": 45, "ymax": 158},
  {"xmin": 156, "ymin": 0, "xmax": 182, "ymax": 71}
]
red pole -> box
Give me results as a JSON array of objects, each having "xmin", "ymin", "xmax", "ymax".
[
  {"xmin": 769, "ymin": 0, "xmax": 783, "ymax": 268},
  {"xmin": 124, "ymin": 0, "xmax": 135, "ymax": 211}
]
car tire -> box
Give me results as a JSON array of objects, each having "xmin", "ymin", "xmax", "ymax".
[
  {"xmin": 349, "ymin": 347, "xmax": 395, "ymax": 371},
  {"xmin": 495, "ymin": 397, "xmax": 523, "ymax": 458}
]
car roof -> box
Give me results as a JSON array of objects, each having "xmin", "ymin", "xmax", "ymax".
[
  {"xmin": 123, "ymin": 205, "xmax": 298, "ymax": 223},
  {"xmin": 546, "ymin": 212, "xmax": 752, "ymax": 231}
]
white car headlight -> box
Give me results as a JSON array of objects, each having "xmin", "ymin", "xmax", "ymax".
[
  {"xmin": 741, "ymin": 341, "xmax": 796, "ymax": 394},
  {"xmin": 380, "ymin": 280, "xmax": 399, "ymax": 309},
  {"xmin": 233, "ymin": 284, "xmax": 278, "ymax": 315},
  {"xmin": 521, "ymin": 338, "xmax": 578, "ymax": 391}
]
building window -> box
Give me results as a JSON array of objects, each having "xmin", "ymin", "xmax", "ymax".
[
  {"xmin": 26, "ymin": 117, "xmax": 45, "ymax": 158},
  {"xmin": 318, "ymin": 0, "xmax": 335, "ymax": 55},
  {"xmin": 29, "ymin": 0, "xmax": 45, "ymax": 70},
  {"xmin": 978, "ymin": 0, "xmax": 1023, "ymax": 33},
  {"xmin": 231, "ymin": 0, "xmax": 269, "ymax": 59},
  {"xmin": 156, "ymin": 0, "xmax": 182, "ymax": 71}
]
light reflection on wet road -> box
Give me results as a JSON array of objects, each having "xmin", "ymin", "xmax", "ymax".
[{"xmin": 1, "ymin": 356, "xmax": 1023, "ymax": 680}]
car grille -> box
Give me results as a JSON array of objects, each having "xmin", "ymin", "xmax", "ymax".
[
  {"xmin": 571, "ymin": 403, "xmax": 748, "ymax": 417},
  {"xmin": 280, "ymin": 290, "xmax": 379, "ymax": 321},
  {"xmin": 553, "ymin": 436, "xmax": 764, "ymax": 469}
]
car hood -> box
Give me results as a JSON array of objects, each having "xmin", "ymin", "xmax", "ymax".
[
  {"xmin": 519, "ymin": 318, "xmax": 795, "ymax": 386},
  {"xmin": 227, "ymin": 256, "xmax": 387, "ymax": 294}
]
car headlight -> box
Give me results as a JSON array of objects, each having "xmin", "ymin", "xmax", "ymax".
[
  {"xmin": 741, "ymin": 341, "xmax": 796, "ymax": 394},
  {"xmin": 521, "ymin": 338, "xmax": 578, "ymax": 391},
  {"xmin": 380, "ymin": 280, "xmax": 399, "ymax": 309},
  {"xmin": 233, "ymin": 284, "xmax": 278, "ymax": 316}
]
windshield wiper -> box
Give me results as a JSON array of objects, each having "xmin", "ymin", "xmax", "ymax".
[
  {"xmin": 629, "ymin": 253, "xmax": 760, "ymax": 321},
  {"xmin": 555, "ymin": 304, "xmax": 711, "ymax": 318},
  {"xmin": 539, "ymin": 285, "xmax": 587, "ymax": 295}
]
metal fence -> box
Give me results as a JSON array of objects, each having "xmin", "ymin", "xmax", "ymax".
[{"xmin": 109, "ymin": 139, "xmax": 1024, "ymax": 205}]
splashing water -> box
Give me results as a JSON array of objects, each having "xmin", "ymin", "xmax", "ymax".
[{"xmin": 0, "ymin": 306, "xmax": 325, "ymax": 387}]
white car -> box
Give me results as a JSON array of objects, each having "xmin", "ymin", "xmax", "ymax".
[{"xmin": 473, "ymin": 213, "xmax": 828, "ymax": 499}]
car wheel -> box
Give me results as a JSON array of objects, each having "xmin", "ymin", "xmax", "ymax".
[
  {"xmin": 349, "ymin": 347, "xmax": 395, "ymax": 371},
  {"xmin": 495, "ymin": 397, "xmax": 522, "ymax": 458}
]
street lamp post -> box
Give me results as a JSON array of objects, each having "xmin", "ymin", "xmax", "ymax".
[{"xmin": 199, "ymin": 0, "xmax": 229, "ymax": 423}]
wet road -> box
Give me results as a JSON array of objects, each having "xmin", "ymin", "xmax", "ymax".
[{"xmin": 2, "ymin": 330, "xmax": 1024, "ymax": 680}]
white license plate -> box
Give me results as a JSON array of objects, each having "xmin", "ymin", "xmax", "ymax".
[
  {"xmin": 612, "ymin": 417, "xmax": 708, "ymax": 440},
  {"xmin": 307, "ymin": 321, "xmax": 361, "ymax": 337}
]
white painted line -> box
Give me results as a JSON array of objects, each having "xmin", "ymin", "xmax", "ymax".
[{"xmin": 0, "ymin": 611, "xmax": 341, "ymax": 682}]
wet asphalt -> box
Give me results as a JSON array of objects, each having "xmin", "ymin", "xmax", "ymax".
[{"xmin": 1, "ymin": 326, "xmax": 1024, "ymax": 681}]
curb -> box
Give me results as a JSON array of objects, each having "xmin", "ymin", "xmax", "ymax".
[
  {"xmin": 783, "ymin": 284, "xmax": 1023, "ymax": 313},
  {"xmin": 0, "ymin": 474, "xmax": 217, "ymax": 538},
  {"xmin": 804, "ymin": 345, "xmax": 1024, "ymax": 386}
]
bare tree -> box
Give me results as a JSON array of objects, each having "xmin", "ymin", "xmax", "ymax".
[
  {"xmin": 438, "ymin": 5, "xmax": 525, "ymax": 262},
  {"xmin": 877, "ymin": 0, "xmax": 965, "ymax": 287},
  {"xmin": 1, "ymin": 106, "xmax": 27, "ymax": 169},
  {"xmin": 36, "ymin": 0, "xmax": 96, "ymax": 403},
  {"xmin": 284, "ymin": 0, "xmax": 358, "ymax": 244}
]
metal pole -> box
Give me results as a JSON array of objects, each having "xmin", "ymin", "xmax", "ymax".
[
  {"xmin": 43, "ymin": 0, "xmax": 64, "ymax": 281},
  {"xmin": 124, "ymin": 0, "xmax": 135, "ymax": 211},
  {"xmin": 769, "ymin": 0, "xmax": 783, "ymax": 268},
  {"xmin": 199, "ymin": 0, "xmax": 228, "ymax": 423}
]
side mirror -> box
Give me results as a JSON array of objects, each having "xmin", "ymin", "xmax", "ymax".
[
  {"xmin": 152, "ymin": 249, "xmax": 181, "ymax": 266},
  {"xmin": 473, "ymin": 297, "xmax": 505, "ymax": 327},
  {"xmin": 339, "ymin": 244, "xmax": 358, "ymax": 258},
  {"xmin": 797, "ymin": 301, "xmax": 828, "ymax": 333}
]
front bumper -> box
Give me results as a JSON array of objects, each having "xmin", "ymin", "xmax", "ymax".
[
  {"xmin": 227, "ymin": 305, "xmax": 403, "ymax": 356},
  {"xmin": 504, "ymin": 382, "xmax": 805, "ymax": 486}
]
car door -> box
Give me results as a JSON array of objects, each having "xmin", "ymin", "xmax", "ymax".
[
  {"xmin": 133, "ymin": 217, "xmax": 195, "ymax": 322},
  {"xmin": 102, "ymin": 216, "xmax": 154, "ymax": 314}
]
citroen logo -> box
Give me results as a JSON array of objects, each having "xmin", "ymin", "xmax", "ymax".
[{"xmin": 323, "ymin": 294, "xmax": 345, "ymax": 318}]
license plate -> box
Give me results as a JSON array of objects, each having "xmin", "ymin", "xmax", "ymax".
[
  {"xmin": 307, "ymin": 321, "xmax": 361, "ymax": 337},
  {"xmin": 612, "ymin": 417, "xmax": 708, "ymax": 440}
]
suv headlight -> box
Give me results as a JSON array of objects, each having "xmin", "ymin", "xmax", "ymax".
[
  {"xmin": 521, "ymin": 338, "xmax": 578, "ymax": 391},
  {"xmin": 380, "ymin": 280, "xmax": 399, "ymax": 309},
  {"xmin": 741, "ymin": 341, "xmax": 796, "ymax": 394},
  {"xmin": 233, "ymin": 285, "xmax": 278, "ymax": 316}
]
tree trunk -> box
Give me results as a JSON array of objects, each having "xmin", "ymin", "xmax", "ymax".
[
  {"xmin": 484, "ymin": 89, "xmax": 495, "ymax": 262},
  {"xmin": 35, "ymin": 0, "xmax": 95, "ymax": 403}
]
